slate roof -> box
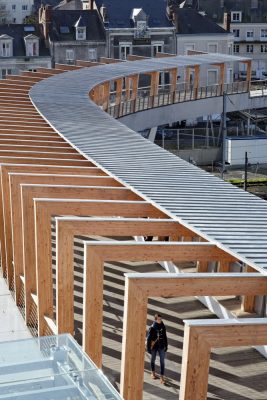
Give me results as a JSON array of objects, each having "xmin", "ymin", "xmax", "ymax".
[
  {"xmin": 0, "ymin": 24, "xmax": 50, "ymax": 57},
  {"xmin": 174, "ymin": 8, "xmax": 228, "ymax": 35},
  {"xmin": 197, "ymin": 0, "xmax": 267, "ymax": 24},
  {"xmin": 94, "ymin": 0, "xmax": 173, "ymax": 28},
  {"xmin": 49, "ymin": 10, "xmax": 106, "ymax": 41}
]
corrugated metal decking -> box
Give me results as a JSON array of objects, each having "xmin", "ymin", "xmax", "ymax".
[{"xmin": 29, "ymin": 54, "xmax": 267, "ymax": 273}]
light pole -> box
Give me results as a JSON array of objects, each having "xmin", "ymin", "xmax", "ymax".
[{"xmin": 221, "ymin": 91, "xmax": 227, "ymax": 179}]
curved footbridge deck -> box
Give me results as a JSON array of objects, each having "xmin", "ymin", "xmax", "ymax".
[
  {"xmin": 30, "ymin": 54, "xmax": 267, "ymax": 272},
  {"xmin": 1, "ymin": 53, "xmax": 267, "ymax": 400}
]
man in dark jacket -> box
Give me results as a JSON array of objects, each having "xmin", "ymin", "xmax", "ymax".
[{"xmin": 146, "ymin": 313, "xmax": 168, "ymax": 384}]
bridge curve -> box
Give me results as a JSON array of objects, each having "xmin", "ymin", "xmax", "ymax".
[{"xmin": 30, "ymin": 54, "xmax": 267, "ymax": 273}]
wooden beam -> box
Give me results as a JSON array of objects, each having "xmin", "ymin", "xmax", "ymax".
[
  {"xmin": 55, "ymin": 217, "xmax": 190, "ymax": 335},
  {"xmin": 0, "ymin": 164, "xmax": 104, "ymax": 277},
  {"xmin": 180, "ymin": 319, "xmax": 267, "ymax": 400},
  {"xmin": 21, "ymin": 193, "xmax": 163, "ymax": 334},
  {"xmin": 7, "ymin": 174, "xmax": 121, "ymax": 297},
  {"xmin": 82, "ymin": 242, "xmax": 235, "ymax": 366},
  {"xmin": 121, "ymin": 273, "xmax": 267, "ymax": 399}
]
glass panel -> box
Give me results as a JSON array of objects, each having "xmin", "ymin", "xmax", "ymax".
[{"xmin": 0, "ymin": 334, "xmax": 121, "ymax": 399}]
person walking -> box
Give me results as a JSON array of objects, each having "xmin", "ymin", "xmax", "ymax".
[{"xmin": 146, "ymin": 313, "xmax": 168, "ymax": 384}]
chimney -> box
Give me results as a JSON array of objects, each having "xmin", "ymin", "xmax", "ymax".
[
  {"xmin": 40, "ymin": 5, "xmax": 52, "ymax": 40},
  {"xmin": 223, "ymin": 12, "xmax": 231, "ymax": 31},
  {"xmin": 100, "ymin": 4, "xmax": 107, "ymax": 21}
]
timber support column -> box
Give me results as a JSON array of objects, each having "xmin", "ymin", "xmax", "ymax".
[
  {"xmin": 179, "ymin": 324, "xmax": 211, "ymax": 400},
  {"xmin": 83, "ymin": 246, "xmax": 104, "ymax": 367},
  {"xmin": 102, "ymin": 81, "xmax": 110, "ymax": 111},
  {"xmin": 193, "ymin": 65, "xmax": 200, "ymax": 100},
  {"xmin": 131, "ymin": 74, "xmax": 139, "ymax": 112},
  {"xmin": 246, "ymin": 60, "xmax": 252, "ymax": 90},
  {"xmin": 169, "ymin": 67, "xmax": 178, "ymax": 102},
  {"xmin": 242, "ymin": 265, "xmax": 256, "ymax": 312},
  {"xmin": 115, "ymin": 78, "xmax": 123, "ymax": 117},
  {"xmin": 121, "ymin": 277, "xmax": 148, "ymax": 400}
]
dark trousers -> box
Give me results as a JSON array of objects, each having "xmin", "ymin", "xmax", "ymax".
[{"xmin": 151, "ymin": 348, "xmax": 165, "ymax": 376}]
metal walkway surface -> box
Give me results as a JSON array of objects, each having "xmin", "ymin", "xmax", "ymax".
[
  {"xmin": 29, "ymin": 54, "xmax": 267, "ymax": 273},
  {"xmin": 0, "ymin": 278, "xmax": 31, "ymax": 342}
]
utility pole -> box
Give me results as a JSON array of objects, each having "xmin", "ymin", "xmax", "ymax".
[
  {"xmin": 221, "ymin": 91, "xmax": 227, "ymax": 179},
  {"xmin": 244, "ymin": 151, "xmax": 248, "ymax": 191}
]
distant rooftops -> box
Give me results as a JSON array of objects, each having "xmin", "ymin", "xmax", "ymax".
[
  {"xmin": 173, "ymin": 8, "xmax": 229, "ymax": 35},
  {"xmin": 94, "ymin": 0, "xmax": 174, "ymax": 28}
]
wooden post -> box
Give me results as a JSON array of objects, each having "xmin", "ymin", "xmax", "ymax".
[
  {"xmin": 242, "ymin": 265, "xmax": 256, "ymax": 312},
  {"xmin": 150, "ymin": 71, "xmax": 160, "ymax": 97},
  {"xmin": 170, "ymin": 67, "xmax": 178, "ymax": 93},
  {"xmin": 115, "ymin": 78, "xmax": 123, "ymax": 106},
  {"xmin": 193, "ymin": 65, "xmax": 200, "ymax": 99},
  {"xmin": 179, "ymin": 324, "xmax": 211, "ymax": 400},
  {"xmin": 131, "ymin": 74, "xmax": 139, "ymax": 101},
  {"xmin": 121, "ymin": 278, "xmax": 148, "ymax": 400}
]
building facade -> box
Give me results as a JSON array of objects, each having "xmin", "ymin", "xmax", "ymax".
[
  {"xmin": 95, "ymin": 0, "xmax": 176, "ymax": 60},
  {"xmin": 0, "ymin": 24, "xmax": 51, "ymax": 78},
  {"xmin": 0, "ymin": 0, "xmax": 34, "ymax": 24},
  {"xmin": 190, "ymin": 0, "xmax": 267, "ymax": 79},
  {"xmin": 39, "ymin": 5, "xmax": 107, "ymax": 64}
]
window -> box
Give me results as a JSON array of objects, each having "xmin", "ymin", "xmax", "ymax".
[
  {"xmin": 0, "ymin": 4, "xmax": 6, "ymax": 10},
  {"xmin": 184, "ymin": 43, "xmax": 195, "ymax": 55},
  {"xmin": 251, "ymin": 0, "xmax": 258, "ymax": 8},
  {"xmin": 22, "ymin": 5, "xmax": 28, "ymax": 10},
  {"xmin": 233, "ymin": 44, "xmax": 240, "ymax": 53},
  {"xmin": 231, "ymin": 11, "xmax": 242, "ymax": 22},
  {"xmin": 246, "ymin": 44, "xmax": 254, "ymax": 53},
  {"xmin": 119, "ymin": 43, "xmax": 131, "ymax": 60},
  {"xmin": 152, "ymin": 43, "xmax": 163, "ymax": 57},
  {"xmin": 12, "ymin": 4, "xmax": 16, "ymax": 10},
  {"xmin": 261, "ymin": 29, "xmax": 267, "ymax": 39},
  {"xmin": 88, "ymin": 48, "xmax": 97, "ymax": 61},
  {"xmin": 13, "ymin": 18, "xmax": 16, "ymax": 23},
  {"xmin": 233, "ymin": 29, "xmax": 240, "ymax": 38},
  {"xmin": 1, "ymin": 68, "xmax": 11, "ymax": 78},
  {"xmin": 1, "ymin": 18, "xmax": 6, "ymax": 23},
  {"xmin": 26, "ymin": 41, "xmax": 38, "ymax": 56},
  {"xmin": 1, "ymin": 42, "xmax": 11, "ymax": 57},
  {"xmin": 66, "ymin": 49, "xmax": 74, "ymax": 61},
  {"xmin": 208, "ymin": 43, "xmax": 218, "ymax": 53},
  {"xmin": 76, "ymin": 27, "xmax": 86, "ymax": 40},
  {"xmin": 246, "ymin": 30, "xmax": 254, "ymax": 39},
  {"xmin": 261, "ymin": 44, "xmax": 267, "ymax": 53}
]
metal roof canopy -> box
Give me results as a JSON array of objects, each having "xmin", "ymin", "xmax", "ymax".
[{"xmin": 29, "ymin": 53, "xmax": 267, "ymax": 274}]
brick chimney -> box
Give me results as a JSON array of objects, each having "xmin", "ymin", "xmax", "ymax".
[
  {"xmin": 39, "ymin": 5, "xmax": 52, "ymax": 39},
  {"xmin": 223, "ymin": 12, "xmax": 231, "ymax": 32}
]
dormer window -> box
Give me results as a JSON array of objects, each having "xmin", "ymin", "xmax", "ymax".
[
  {"xmin": 74, "ymin": 16, "xmax": 87, "ymax": 41},
  {"xmin": 76, "ymin": 27, "xmax": 86, "ymax": 40},
  {"xmin": 0, "ymin": 35, "xmax": 13, "ymax": 57},
  {"xmin": 131, "ymin": 8, "xmax": 149, "ymax": 39},
  {"xmin": 231, "ymin": 11, "xmax": 242, "ymax": 22},
  {"xmin": 24, "ymin": 34, "xmax": 39, "ymax": 57}
]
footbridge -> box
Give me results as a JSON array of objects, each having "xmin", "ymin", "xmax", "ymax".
[{"xmin": 0, "ymin": 53, "xmax": 267, "ymax": 400}]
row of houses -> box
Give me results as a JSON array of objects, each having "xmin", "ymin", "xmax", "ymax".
[{"xmin": 1, "ymin": 0, "xmax": 267, "ymax": 81}]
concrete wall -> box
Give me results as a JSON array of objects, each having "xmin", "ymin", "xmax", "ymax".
[
  {"xmin": 171, "ymin": 147, "xmax": 221, "ymax": 166},
  {"xmin": 0, "ymin": 56, "xmax": 51, "ymax": 78},
  {"xmin": 52, "ymin": 41, "xmax": 107, "ymax": 64}
]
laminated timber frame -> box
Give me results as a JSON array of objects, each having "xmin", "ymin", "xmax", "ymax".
[
  {"xmin": 120, "ymin": 273, "xmax": 267, "ymax": 400},
  {"xmin": 0, "ymin": 62, "xmax": 265, "ymax": 400},
  {"xmin": 82, "ymin": 242, "xmax": 236, "ymax": 367},
  {"xmin": 55, "ymin": 216, "xmax": 196, "ymax": 335}
]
